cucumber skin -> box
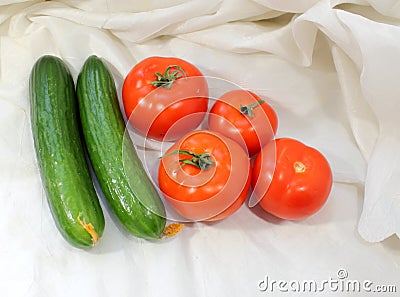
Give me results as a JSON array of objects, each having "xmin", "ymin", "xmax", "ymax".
[
  {"xmin": 76, "ymin": 55, "xmax": 166, "ymax": 239},
  {"xmin": 29, "ymin": 55, "xmax": 105, "ymax": 249}
]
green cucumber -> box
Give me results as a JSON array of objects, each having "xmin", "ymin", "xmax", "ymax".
[
  {"xmin": 76, "ymin": 55, "xmax": 166, "ymax": 239},
  {"xmin": 29, "ymin": 55, "xmax": 105, "ymax": 249}
]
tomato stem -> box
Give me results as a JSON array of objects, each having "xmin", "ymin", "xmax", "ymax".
[
  {"xmin": 151, "ymin": 65, "xmax": 187, "ymax": 89},
  {"xmin": 240, "ymin": 99, "xmax": 265, "ymax": 117},
  {"xmin": 161, "ymin": 149, "xmax": 214, "ymax": 170}
]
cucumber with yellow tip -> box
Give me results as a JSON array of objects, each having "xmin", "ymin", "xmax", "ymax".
[
  {"xmin": 29, "ymin": 55, "xmax": 105, "ymax": 248},
  {"xmin": 76, "ymin": 55, "xmax": 167, "ymax": 239}
]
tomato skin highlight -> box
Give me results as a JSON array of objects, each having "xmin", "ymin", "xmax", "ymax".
[
  {"xmin": 208, "ymin": 90, "xmax": 278, "ymax": 156},
  {"xmin": 158, "ymin": 130, "xmax": 251, "ymax": 221},
  {"xmin": 122, "ymin": 56, "xmax": 209, "ymax": 141},
  {"xmin": 251, "ymin": 138, "xmax": 333, "ymax": 220}
]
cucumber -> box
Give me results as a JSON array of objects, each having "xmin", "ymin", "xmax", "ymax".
[
  {"xmin": 76, "ymin": 55, "xmax": 166, "ymax": 239},
  {"xmin": 29, "ymin": 55, "xmax": 105, "ymax": 249}
]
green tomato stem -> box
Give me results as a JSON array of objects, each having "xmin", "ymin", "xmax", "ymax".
[
  {"xmin": 240, "ymin": 99, "xmax": 265, "ymax": 117},
  {"xmin": 161, "ymin": 149, "xmax": 214, "ymax": 170},
  {"xmin": 151, "ymin": 65, "xmax": 187, "ymax": 89}
]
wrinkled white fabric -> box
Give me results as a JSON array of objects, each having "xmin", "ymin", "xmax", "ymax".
[{"xmin": 1, "ymin": 1, "xmax": 400, "ymax": 296}]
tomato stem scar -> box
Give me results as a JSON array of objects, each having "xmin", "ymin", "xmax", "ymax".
[
  {"xmin": 240, "ymin": 99, "xmax": 265, "ymax": 117},
  {"xmin": 77, "ymin": 213, "xmax": 99, "ymax": 245},
  {"xmin": 294, "ymin": 161, "xmax": 306, "ymax": 173},
  {"xmin": 151, "ymin": 65, "xmax": 187, "ymax": 89},
  {"xmin": 161, "ymin": 149, "xmax": 214, "ymax": 170}
]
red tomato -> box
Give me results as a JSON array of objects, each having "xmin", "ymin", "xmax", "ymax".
[
  {"xmin": 251, "ymin": 138, "xmax": 332, "ymax": 220},
  {"xmin": 158, "ymin": 130, "xmax": 251, "ymax": 221},
  {"xmin": 122, "ymin": 56, "xmax": 209, "ymax": 141},
  {"xmin": 208, "ymin": 90, "xmax": 278, "ymax": 157}
]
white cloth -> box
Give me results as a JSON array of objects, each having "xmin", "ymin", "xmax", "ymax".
[{"xmin": 1, "ymin": 1, "xmax": 400, "ymax": 296}]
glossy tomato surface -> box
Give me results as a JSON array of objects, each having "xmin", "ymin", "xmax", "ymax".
[
  {"xmin": 251, "ymin": 138, "xmax": 332, "ymax": 220},
  {"xmin": 122, "ymin": 56, "xmax": 209, "ymax": 141},
  {"xmin": 208, "ymin": 90, "xmax": 278, "ymax": 157},
  {"xmin": 158, "ymin": 130, "xmax": 251, "ymax": 221}
]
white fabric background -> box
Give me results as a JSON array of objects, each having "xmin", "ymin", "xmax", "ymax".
[{"xmin": 1, "ymin": 0, "xmax": 400, "ymax": 296}]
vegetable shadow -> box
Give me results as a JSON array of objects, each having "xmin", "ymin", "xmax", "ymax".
[{"xmin": 246, "ymin": 203, "xmax": 285, "ymax": 225}]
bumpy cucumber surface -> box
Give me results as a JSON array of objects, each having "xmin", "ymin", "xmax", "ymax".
[
  {"xmin": 76, "ymin": 55, "xmax": 166, "ymax": 239},
  {"xmin": 29, "ymin": 55, "xmax": 105, "ymax": 248}
]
